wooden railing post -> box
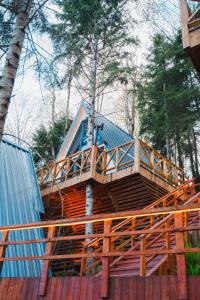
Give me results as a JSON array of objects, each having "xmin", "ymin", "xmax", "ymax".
[
  {"xmin": 140, "ymin": 237, "xmax": 146, "ymax": 276},
  {"xmin": 0, "ymin": 230, "xmax": 9, "ymax": 274},
  {"xmin": 39, "ymin": 226, "xmax": 55, "ymax": 296},
  {"xmin": 134, "ymin": 139, "xmax": 140, "ymax": 173},
  {"xmin": 91, "ymin": 146, "xmax": 98, "ymax": 177},
  {"xmin": 175, "ymin": 213, "xmax": 188, "ymax": 300},
  {"xmin": 101, "ymin": 220, "xmax": 111, "ymax": 299}
]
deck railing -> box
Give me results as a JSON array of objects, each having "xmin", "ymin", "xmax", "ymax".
[
  {"xmin": 36, "ymin": 139, "xmax": 184, "ymax": 189},
  {"xmin": 0, "ymin": 182, "xmax": 200, "ymax": 299}
]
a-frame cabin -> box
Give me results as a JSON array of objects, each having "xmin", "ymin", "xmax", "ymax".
[
  {"xmin": 0, "ymin": 103, "xmax": 200, "ymax": 300},
  {"xmin": 36, "ymin": 101, "xmax": 185, "ymax": 275}
]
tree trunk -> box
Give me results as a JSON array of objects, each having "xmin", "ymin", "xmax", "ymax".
[
  {"xmin": 163, "ymin": 83, "xmax": 170, "ymax": 159},
  {"xmin": 85, "ymin": 37, "xmax": 98, "ymax": 271},
  {"xmin": 64, "ymin": 72, "xmax": 72, "ymax": 134},
  {"xmin": 187, "ymin": 133, "xmax": 195, "ymax": 177},
  {"xmin": 0, "ymin": 0, "xmax": 32, "ymax": 141},
  {"xmin": 192, "ymin": 128, "xmax": 199, "ymax": 177},
  {"xmin": 176, "ymin": 130, "xmax": 184, "ymax": 169}
]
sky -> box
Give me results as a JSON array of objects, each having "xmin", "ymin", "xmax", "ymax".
[{"xmin": 3, "ymin": 0, "xmax": 181, "ymax": 146}]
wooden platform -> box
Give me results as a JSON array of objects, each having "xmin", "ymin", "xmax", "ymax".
[
  {"xmin": 180, "ymin": 0, "xmax": 200, "ymax": 76},
  {"xmin": 37, "ymin": 139, "xmax": 184, "ymax": 198}
]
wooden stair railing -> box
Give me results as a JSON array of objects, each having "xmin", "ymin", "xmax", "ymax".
[
  {"xmin": 81, "ymin": 179, "xmax": 196, "ymax": 275},
  {"xmin": 0, "ymin": 194, "xmax": 200, "ymax": 299}
]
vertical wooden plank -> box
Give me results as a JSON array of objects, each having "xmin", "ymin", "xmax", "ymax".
[
  {"xmin": 31, "ymin": 278, "xmax": 40, "ymax": 300},
  {"xmin": 121, "ymin": 277, "xmax": 129, "ymax": 300},
  {"xmin": 136, "ymin": 277, "xmax": 145, "ymax": 300},
  {"xmin": 169, "ymin": 276, "xmax": 179, "ymax": 300},
  {"xmin": 160, "ymin": 276, "xmax": 170, "ymax": 300},
  {"xmin": 152, "ymin": 276, "xmax": 161, "ymax": 300},
  {"xmin": 91, "ymin": 146, "xmax": 98, "ymax": 177},
  {"xmin": 101, "ymin": 220, "xmax": 111, "ymax": 299},
  {"xmin": 39, "ymin": 226, "xmax": 55, "ymax": 296},
  {"xmin": 80, "ymin": 277, "xmax": 89, "ymax": 300},
  {"xmin": 134, "ymin": 139, "xmax": 140, "ymax": 173},
  {"xmin": 145, "ymin": 277, "xmax": 153, "ymax": 300},
  {"xmin": 140, "ymin": 237, "xmax": 146, "ymax": 276},
  {"xmin": 73, "ymin": 277, "xmax": 81, "ymax": 300},
  {"xmin": 112, "ymin": 277, "xmax": 121, "ymax": 300},
  {"xmin": 175, "ymin": 213, "xmax": 188, "ymax": 300},
  {"xmin": 0, "ymin": 231, "xmax": 9, "ymax": 274}
]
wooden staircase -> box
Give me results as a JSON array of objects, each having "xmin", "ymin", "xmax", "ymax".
[{"xmin": 82, "ymin": 180, "xmax": 199, "ymax": 277}]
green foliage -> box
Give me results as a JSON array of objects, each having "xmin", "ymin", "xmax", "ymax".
[
  {"xmin": 137, "ymin": 32, "xmax": 200, "ymax": 173},
  {"xmin": 50, "ymin": 0, "xmax": 137, "ymax": 91},
  {"xmin": 31, "ymin": 116, "xmax": 72, "ymax": 166},
  {"xmin": 185, "ymin": 242, "xmax": 200, "ymax": 275}
]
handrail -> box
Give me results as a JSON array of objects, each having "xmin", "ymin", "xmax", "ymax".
[
  {"xmin": 82, "ymin": 182, "xmax": 199, "ymax": 274},
  {"xmin": 83, "ymin": 180, "xmax": 195, "ymax": 249},
  {"xmin": 36, "ymin": 139, "xmax": 185, "ymax": 188},
  {"xmin": 0, "ymin": 200, "xmax": 200, "ymax": 298}
]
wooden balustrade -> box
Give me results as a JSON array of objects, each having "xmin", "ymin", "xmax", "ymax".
[
  {"xmin": 36, "ymin": 139, "xmax": 184, "ymax": 189},
  {"xmin": 0, "ymin": 189, "xmax": 200, "ymax": 299}
]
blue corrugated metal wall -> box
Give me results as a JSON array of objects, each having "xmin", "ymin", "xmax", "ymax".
[{"xmin": 0, "ymin": 140, "xmax": 45, "ymax": 277}]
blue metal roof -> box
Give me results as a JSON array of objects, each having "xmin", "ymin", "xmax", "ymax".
[
  {"xmin": 0, "ymin": 140, "xmax": 45, "ymax": 277},
  {"xmin": 67, "ymin": 101, "xmax": 133, "ymax": 155}
]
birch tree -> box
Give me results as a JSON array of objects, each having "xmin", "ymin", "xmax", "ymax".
[
  {"xmin": 0, "ymin": 0, "xmax": 50, "ymax": 141},
  {"xmin": 51, "ymin": 0, "xmax": 137, "ymax": 244}
]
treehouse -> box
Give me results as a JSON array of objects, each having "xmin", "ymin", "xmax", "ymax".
[
  {"xmin": 0, "ymin": 105, "xmax": 200, "ymax": 300},
  {"xmin": 36, "ymin": 101, "xmax": 185, "ymax": 275},
  {"xmin": 180, "ymin": 0, "xmax": 200, "ymax": 76}
]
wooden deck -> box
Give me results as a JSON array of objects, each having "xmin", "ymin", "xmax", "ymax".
[
  {"xmin": 37, "ymin": 139, "xmax": 184, "ymax": 197},
  {"xmin": 179, "ymin": 0, "xmax": 200, "ymax": 76},
  {"xmin": 0, "ymin": 276, "xmax": 200, "ymax": 300}
]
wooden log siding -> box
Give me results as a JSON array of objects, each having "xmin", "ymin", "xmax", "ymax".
[
  {"xmin": 37, "ymin": 139, "xmax": 184, "ymax": 189},
  {"xmin": 0, "ymin": 186, "xmax": 200, "ymax": 299}
]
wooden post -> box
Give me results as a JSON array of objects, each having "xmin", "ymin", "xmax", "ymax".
[
  {"xmin": 101, "ymin": 220, "xmax": 111, "ymax": 299},
  {"xmin": 165, "ymin": 221, "xmax": 170, "ymax": 269},
  {"xmin": 39, "ymin": 226, "xmax": 55, "ymax": 296},
  {"xmin": 0, "ymin": 230, "xmax": 9, "ymax": 274},
  {"xmin": 179, "ymin": 0, "xmax": 190, "ymax": 49},
  {"xmin": 175, "ymin": 213, "xmax": 188, "ymax": 300},
  {"xmin": 91, "ymin": 146, "xmax": 98, "ymax": 177},
  {"xmin": 131, "ymin": 218, "xmax": 136, "ymax": 248},
  {"xmin": 140, "ymin": 237, "xmax": 146, "ymax": 276},
  {"xmin": 134, "ymin": 139, "xmax": 140, "ymax": 173}
]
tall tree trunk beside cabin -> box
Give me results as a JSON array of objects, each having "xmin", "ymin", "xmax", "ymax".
[
  {"xmin": 0, "ymin": 0, "xmax": 33, "ymax": 141},
  {"xmin": 192, "ymin": 128, "xmax": 199, "ymax": 177},
  {"xmin": 85, "ymin": 37, "xmax": 98, "ymax": 270}
]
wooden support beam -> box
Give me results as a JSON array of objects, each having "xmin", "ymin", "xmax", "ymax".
[
  {"xmin": 179, "ymin": 0, "xmax": 190, "ymax": 47},
  {"xmin": 175, "ymin": 213, "xmax": 188, "ymax": 300},
  {"xmin": 134, "ymin": 139, "xmax": 140, "ymax": 173},
  {"xmin": 101, "ymin": 220, "xmax": 111, "ymax": 299},
  {"xmin": 0, "ymin": 231, "xmax": 9, "ymax": 274},
  {"xmin": 39, "ymin": 226, "xmax": 55, "ymax": 296}
]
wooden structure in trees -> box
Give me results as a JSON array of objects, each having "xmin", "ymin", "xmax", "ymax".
[
  {"xmin": 36, "ymin": 139, "xmax": 185, "ymax": 274},
  {"xmin": 179, "ymin": 0, "xmax": 200, "ymax": 76},
  {"xmin": 0, "ymin": 180, "xmax": 200, "ymax": 299}
]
